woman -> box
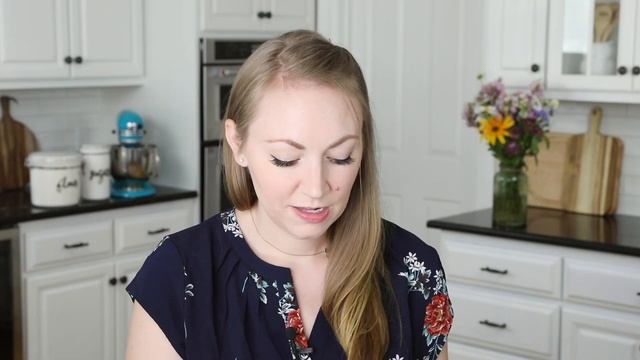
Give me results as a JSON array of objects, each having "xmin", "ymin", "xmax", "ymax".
[{"xmin": 126, "ymin": 30, "xmax": 453, "ymax": 360}]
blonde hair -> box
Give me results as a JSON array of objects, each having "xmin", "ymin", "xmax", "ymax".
[{"xmin": 221, "ymin": 30, "xmax": 391, "ymax": 359}]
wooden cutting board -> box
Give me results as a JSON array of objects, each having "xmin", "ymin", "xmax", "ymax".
[
  {"xmin": 526, "ymin": 132, "xmax": 576, "ymax": 210},
  {"xmin": 0, "ymin": 95, "xmax": 40, "ymax": 190},
  {"xmin": 563, "ymin": 106, "xmax": 624, "ymax": 215}
]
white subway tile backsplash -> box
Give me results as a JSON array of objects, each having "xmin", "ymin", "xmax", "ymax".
[
  {"xmin": 551, "ymin": 101, "xmax": 640, "ymax": 215},
  {"xmin": 0, "ymin": 88, "xmax": 117, "ymax": 152}
]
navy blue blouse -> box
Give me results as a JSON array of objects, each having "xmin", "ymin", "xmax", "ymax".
[{"xmin": 126, "ymin": 209, "xmax": 453, "ymax": 360}]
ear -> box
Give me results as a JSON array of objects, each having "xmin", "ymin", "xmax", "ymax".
[{"xmin": 224, "ymin": 119, "xmax": 247, "ymax": 167}]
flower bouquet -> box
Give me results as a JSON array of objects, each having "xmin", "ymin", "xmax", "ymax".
[{"xmin": 463, "ymin": 76, "xmax": 559, "ymax": 227}]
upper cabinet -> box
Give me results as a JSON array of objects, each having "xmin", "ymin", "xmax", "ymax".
[
  {"xmin": 485, "ymin": 0, "xmax": 640, "ymax": 103},
  {"xmin": 0, "ymin": 0, "xmax": 144, "ymax": 90},
  {"xmin": 547, "ymin": 0, "xmax": 639, "ymax": 92},
  {"xmin": 484, "ymin": 0, "xmax": 548, "ymax": 88},
  {"xmin": 200, "ymin": 0, "xmax": 315, "ymax": 34}
]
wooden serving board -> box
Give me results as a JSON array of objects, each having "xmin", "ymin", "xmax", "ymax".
[
  {"xmin": 563, "ymin": 106, "xmax": 624, "ymax": 215},
  {"xmin": 526, "ymin": 132, "xmax": 576, "ymax": 210},
  {"xmin": 0, "ymin": 96, "xmax": 39, "ymax": 190}
]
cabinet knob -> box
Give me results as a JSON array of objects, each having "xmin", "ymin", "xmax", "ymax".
[
  {"xmin": 531, "ymin": 63, "xmax": 540, "ymax": 72},
  {"xmin": 480, "ymin": 266, "xmax": 508, "ymax": 275},
  {"xmin": 74, "ymin": 56, "xmax": 83, "ymax": 64},
  {"xmin": 633, "ymin": 66, "xmax": 640, "ymax": 75},
  {"xmin": 119, "ymin": 276, "xmax": 128, "ymax": 284},
  {"xmin": 479, "ymin": 319, "xmax": 507, "ymax": 329},
  {"xmin": 618, "ymin": 66, "xmax": 627, "ymax": 75},
  {"xmin": 109, "ymin": 277, "xmax": 117, "ymax": 286},
  {"xmin": 148, "ymin": 227, "xmax": 170, "ymax": 235},
  {"xmin": 64, "ymin": 242, "xmax": 89, "ymax": 249},
  {"xmin": 257, "ymin": 11, "xmax": 272, "ymax": 19},
  {"xmin": 64, "ymin": 56, "xmax": 72, "ymax": 64}
]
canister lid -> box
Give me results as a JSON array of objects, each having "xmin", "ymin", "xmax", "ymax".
[
  {"xmin": 80, "ymin": 144, "xmax": 111, "ymax": 155},
  {"xmin": 25, "ymin": 151, "xmax": 82, "ymax": 168}
]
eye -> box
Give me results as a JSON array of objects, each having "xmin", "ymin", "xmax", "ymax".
[
  {"xmin": 270, "ymin": 155, "xmax": 298, "ymax": 167},
  {"xmin": 331, "ymin": 156, "xmax": 355, "ymax": 165}
]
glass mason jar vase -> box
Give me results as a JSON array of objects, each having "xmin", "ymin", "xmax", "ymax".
[{"xmin": 492, "ymin": 163, "xmax": 528, "ymax": 228}]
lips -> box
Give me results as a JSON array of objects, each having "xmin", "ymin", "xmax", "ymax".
[{"xmin": 293, "ymin": 206, "xmax": 330, "ymax": 223}]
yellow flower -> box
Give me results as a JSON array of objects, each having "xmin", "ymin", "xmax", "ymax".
[{"xmin": 479, "ymin": 115, "xmax": 514, "ymax": 145}]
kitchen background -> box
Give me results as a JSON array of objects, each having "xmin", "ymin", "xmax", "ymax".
[{"xmin": 2, "ymin": 0, "xmax": 640, "ymax": 359}]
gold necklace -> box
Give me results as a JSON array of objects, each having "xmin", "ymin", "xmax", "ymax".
[{"xmin": 249, "ymin": 208, "xmax": 327, "ymax": 257}]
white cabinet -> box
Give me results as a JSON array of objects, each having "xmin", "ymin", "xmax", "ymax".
[
  {"xmin": 0, "ymin": 0, "xmax": 144, "ymax": 89},
  {"xmin": 200, "ymin": 0, "xmax": 315, "ymax": 34},
  {"xmin": 547, "ymin": 0, "xmax": 639, "ymax": 92},
  {"xmin": 437, "ymin": 229, "xmax": 640, "ymax": 360},
  {"xmin": 561, "ymin": 305, "xmax": 640, "ymax": 360},
  {"xmin": 484, "ymin": 0, "xmax": 548, "ymax": 87},
  {"xmin": 25, "ymin": 261, "xmax": 115, "ymax": 360},
  {"xmin": 20, "ymin": 199, "xmax": 196, "ymax": 360}
]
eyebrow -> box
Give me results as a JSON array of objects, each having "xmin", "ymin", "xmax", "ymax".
[{"xmin": 266, "ymin": 134, "xmax": 359, "ymax": 150}]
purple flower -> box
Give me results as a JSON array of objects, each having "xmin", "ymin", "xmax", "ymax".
[
  {"xmin": 530, "ymin": 81, "xmax": 544, "ymax": 98},
  {"xmin": 509, "ymin": 126, "xmax": 521, "ymax": 140},
  {"xmin": 462, "ymin": 103, "xmax": 475, "ymax": 127},
  {"xmin": 505, "ymin": 141, "xmax": 522, "ymax": 157}
]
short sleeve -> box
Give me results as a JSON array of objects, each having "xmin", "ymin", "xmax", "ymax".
[
  {"xmin": 397, "ymin": 245, "xmax": 454, "ymax": 360},
  {"xmin": 421, "ymin": 252, "xmax": 453, "ymax": 359},
  {"xmin": 126, "ymin": 237, "xmax": 186, "ymax": 358}
]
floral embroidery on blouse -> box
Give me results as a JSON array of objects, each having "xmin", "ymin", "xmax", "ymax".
[
  {"xmin": 221, "ymin": 209, "xmax": 244, "ymax": 238},
  {"xmin": 399, "ymin": 252, "xmax": 453, "ymax": 360}
]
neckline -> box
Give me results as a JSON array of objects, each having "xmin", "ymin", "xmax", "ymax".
[
  {"xmin": 225, "ymin": 208, "xmax": 293, "ymax": 280},
  {"xmin": 221, "ymin": 208, "xmax": 332, "ymax": 347}
]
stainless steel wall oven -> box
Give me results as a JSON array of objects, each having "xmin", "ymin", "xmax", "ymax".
[{"xmin": 199, "ymin": 38, "xmax": 266, "ymax": 221}]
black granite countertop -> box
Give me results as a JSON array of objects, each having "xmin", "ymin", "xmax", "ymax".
[
  {"xmin": 0, "ymin": 185, "xmax": 198, "ymax": 228},
  {"xmin": 427, "ymin": 206, "xmax": 640, "ymax": 257}
]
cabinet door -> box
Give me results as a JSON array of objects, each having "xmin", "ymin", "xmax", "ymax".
[
  {"xmin": 263, "ymin": 0, "xmax": 315, "ymax": 32},
  {"xmin": 115, "ymin": 253, "xmax": 148, "ymax": 360},
  {"xmin": 547, "ymin": 0, "xmax": 636, "ymax": 91},
  {"xmin": 633, "ymin": 3, "xmax": 640, "ymax": 91},
  {"xmin": 562, "ymin": 305, "xmax": 640, "ymax": 360},
  {"xmin": 25, "ymin": 261, "xmax": 115, "ymax": 360},
  {"xmin": 484, "ymin": 0, "xmax": 547, "ymax": 87},
  {"xmin": 0, "ymin": 0, "xmax": 70, "ymax": 80},
  {"xmin": 200, "ymin": 0, "xmax": 262, "ymax": 32},
  {"xmin": 69, "ymin": 0, "xmax": 143, "ymax": 78}
]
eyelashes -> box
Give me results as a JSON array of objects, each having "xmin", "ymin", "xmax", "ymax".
[{"xmin": 270, "ymin": 155, "xmax": 355, "ymax": 167}]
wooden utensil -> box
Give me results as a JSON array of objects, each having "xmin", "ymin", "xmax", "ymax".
[
  {"xmin": 563, "ymin": 106, "xmax": 624, "ymax": 215},
  {"xmin": 594, "ymin": 3, "xmax": 619, "ymax": 42},
  {"xmin": 0, "ymin": 95, "xmax": 40, "ymax": 190},
  {"xmin": 526, "ymin": 132, "xmax": 576, "ymax": 210}
]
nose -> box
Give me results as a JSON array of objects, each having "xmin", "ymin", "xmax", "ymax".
[{"xmin": 301, "ymin": 160, "xmax": 330, "ymax": 199}]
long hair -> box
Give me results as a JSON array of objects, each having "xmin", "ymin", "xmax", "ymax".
[{"xmin": 221, "ymin": 30, "xmax": 390, "ymax": 359}]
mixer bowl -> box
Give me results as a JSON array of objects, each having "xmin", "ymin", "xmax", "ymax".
[{"xmin": 110, "ymin": 144, "xmax": 160, "ymax": 180}]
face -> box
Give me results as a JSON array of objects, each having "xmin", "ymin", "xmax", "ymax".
[{"xmin": 226, "ymin": 79, "xmax": 363, "ymax": 242}]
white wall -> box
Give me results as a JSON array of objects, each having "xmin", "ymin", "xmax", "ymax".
[{"xmin": 102, "ymin": 0, "xmax": 200, "ymax": 191}]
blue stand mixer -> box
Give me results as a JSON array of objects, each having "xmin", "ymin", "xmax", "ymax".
[{"xmin": 110, "ymin": 111, "xmax": 160, "ymax": 198}]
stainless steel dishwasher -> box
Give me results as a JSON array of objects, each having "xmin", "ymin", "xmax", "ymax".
[{"xmin": 0, "ymin": 226, "xmax": 20, "ymax": 360}]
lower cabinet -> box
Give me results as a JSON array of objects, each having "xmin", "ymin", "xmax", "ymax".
[
  {"xmin": 20, "ymin": 199, "xmax": 196, "ymax": 360},
  {"xmin": 561, "ymin": 305, "xmax": 640, "ymax": 360},
  {"xmin": 438, "ymin": 230, "xmax": 640, "ymax": 360},
  {"xmin": 25, "ymin": 255, "xmax": 146, "ymax": 360}
]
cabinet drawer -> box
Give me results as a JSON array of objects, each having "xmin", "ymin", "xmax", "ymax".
[
  {"xmin": 448, "ymin": 283, "xmax": 560, "ymax": 359},
  {"xmin": 441, "ymin": 238, "xmax": 562, "ymax": 298},
  {"xmin": 564, "ymin": 258, "xmax": 640, "ymax": 312},
  {"xmin": 449, "ymin": 341, "xmax": 532, "ymax": 360},
  {"xmin": 114, "ymin": 208, "xmax": 191, "ymax": 254},
  {"xmin": 24, "ymin": 220, "xmax": 113, "ymax": 272}
]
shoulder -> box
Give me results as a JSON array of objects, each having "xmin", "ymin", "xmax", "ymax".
[
  {"xmin": 382, "ymin": 218, "xmax": 441, "ymax": 270},
  {"xmin": 158, "ymin": 209, "xmax": 235, "ymax": 265}
]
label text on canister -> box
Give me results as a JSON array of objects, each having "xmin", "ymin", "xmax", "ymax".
[{"xmin": 56, "ymin": 177, "xmax": 79, "ymax": 193}]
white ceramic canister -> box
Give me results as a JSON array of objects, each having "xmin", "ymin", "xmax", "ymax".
[
  {"xmin": 79, "ymin": 144, "xmax": 112, "ymax": 201},
  {"xmin": 25, "ymin": 151, "xmax": 82, "ymax": 207}
]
